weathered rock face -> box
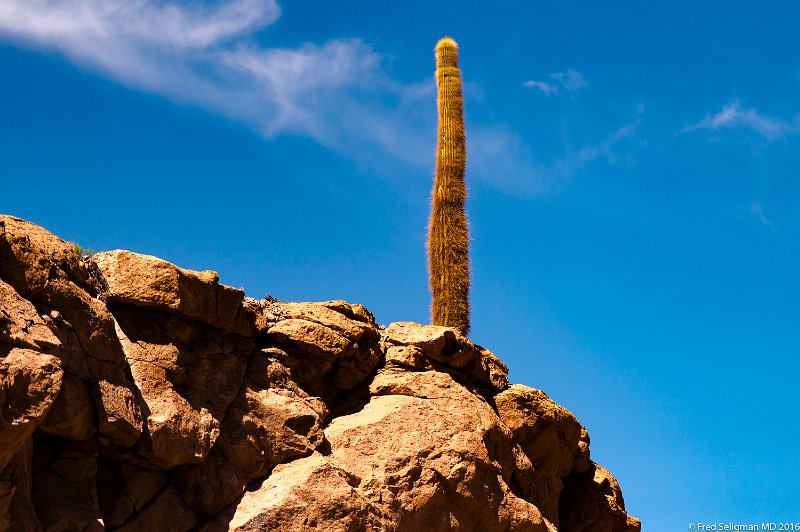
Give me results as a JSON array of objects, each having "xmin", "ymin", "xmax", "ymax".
[{"xmin": 0, "ymin": 215, "xmax": 640, "ymax": 531}]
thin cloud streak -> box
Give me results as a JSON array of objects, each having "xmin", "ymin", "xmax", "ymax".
[
  {"xmin": 550, "ymin": 69, "xmax": 587, "ymax": 95},
  {"xmin": 551, "ymin": 113, "xmax": 642, "ymax": 182},
  {"xmin": 523, "ymin": 80, "xmax": 558, "ymax": 96},
  {"xmin": 749, "ymin": 202, "xmax": 777, "ymax": 231},
  {"xmin": 681, "ymin": 99, "xmax": 798, "ymax": 141},
  {"xmin": 469, "ymin": 112, "xmax": 643, "ymax": 196},
  {"xmin": 524, "ymin": 69, "xmax": 587, "ymax": 98}
]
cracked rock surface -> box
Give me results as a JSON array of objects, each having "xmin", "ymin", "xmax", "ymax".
[{"xmin": 0, "ymin": 215, "xmax": 640, "ymax": 531}]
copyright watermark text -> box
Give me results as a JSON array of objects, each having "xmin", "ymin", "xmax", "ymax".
[{"xmin": 688, "ymin": 524, "xmax": 800, "ymax": 531}]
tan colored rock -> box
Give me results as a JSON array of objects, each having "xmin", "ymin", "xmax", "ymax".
[
  {"xmin": 494, "ymin": 385, "xmax": 593, "ymax": 526},
  {"xmin": 384, "ymin": 344, "xmax": 428, "ymax": 368},
  {"xmin": 277, "ymin": 301, "xmax": 377, "ymax": 340},
  {"xmin": 112, "ymin": 310, "xmax": 249, "ymax": 468},
  {"xmin": 228, "ymin": 369, "xmax": 555, "ymax": 531},
  {"xmin": 495, "ymin": 384, "xmax": 590, "ymax": 479},
  {"xmin": 230, "ymin": 297, "xmax": 275, "ymax": 337},
  {"xmin": 45, "ymin": 277, "xmax": 143, "ymax": 446},
  {"xmin": 577, "ymin": 426, "xmax": 591, "ymax": 472},
  {"xmin": 0, "ymin": 279, "xmax": 61, "ymax": 352},
  {"xmin": 0, "ymin": 217, "xmax": 143, "ymax": 446},
  {"xmin": 92, "ymin": 249, "xmax": 244, "ymax": 330},
  {"xmin": 268, "ymin": 318, "xmax": 353, "ymax": 358},
  {"xmin": 318, "ymin": 299, "xmax": 376, "ymax": 325},
  {"xmin": 36, "ymin": 306, "xmax": 92, "ymax": 378},
  {"xmin": 560, "ymin": 462, "xmax": 641, "ymax": 532},
  {"xmin": 220, "ymin": 377, "xmax": 326, "ymax": 478},
  {"xmin": 0, "ymin": 215, "xmax": 100, "ymax": 299},
  {"xmin": 226, "ymin": 452, "xmax": 384, "ymax": 531},
  {"xmin": 43, "ymin": 278, "xmax": 121, "ymax": 364},
  {"xmin": 0, "ymin": 347, "xmax": 63, "ymax": 470},
  {"xmin": 383, "ymin": 321, "xmax": 509, "ymax": 391},
  {"xmin": 1, "ymin": 270, "xmax": 144, "ymax": 447},
  {"xmin": 91, "ymin": 378, "xmax": 143, "ymax": 447},
  {"xmin": 384, "ymin": 321, "xmax": 474, "ymax": 364},
  {"xmin": 266, "ymin": 302, "xmax": 382, "ymax": 402}
]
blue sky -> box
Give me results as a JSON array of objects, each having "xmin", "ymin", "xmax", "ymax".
[{"xmin": 2, "ymin": 1, "xmax": 799, "ymax": 528}]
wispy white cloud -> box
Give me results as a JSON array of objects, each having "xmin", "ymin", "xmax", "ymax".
[
  {"xmin": 554, "ymin": 114, "xmax": 641, "ymax": 175},
  {"xmin": 523, "ymin": 80, "xmax": 559, "ymax": 96},
  {"xmin": 749, "ymin": 202, "xmax": 777, "ymax": 231},
  {"xmin": 0, "ymin": 0, "xmax": 279, "ymax": 75},
  {"xmin": 550, "ymin": 69, "xmax": 587, "ymax": 95},
  {"xmin": 0, "ymin": 1, "xmax": 635, "ymax": 196},
  {"xmin": 0, "ymin": 0, "xmax": 436, "ymax": 169},
  {"xmin": 524, "ymin": 69, "xmax": 587, "ymax": 98},
  {"xmin": 469, "ymin": 109, "xmax": 643, "ymax": 196},
  {"xmin": 681, "ymin": 99, "xmax": 798, "ymax": 141}
]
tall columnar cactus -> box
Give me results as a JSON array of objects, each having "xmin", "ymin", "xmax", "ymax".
[{"xmin": 428, "ymin": 37, "xmax": 470, "ymax": 335}]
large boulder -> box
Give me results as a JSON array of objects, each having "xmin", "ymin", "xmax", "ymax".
[
  {"xmin": 92, "ymin": 250, "xmax": 244, "ymax": 330},
  {"xmin": 0, "ymin": 279, "xmax": 61, "ymax": 352},
  {"xmin": 494, "ymin": 385, "xmax": 592, "ymax": 476},
  {"xmin": 221, "ymin": 452, "xmax": 383, "ymax": 532},
  {"xmin": 0, "ymin": 347, "xmax": 63, "ymax": 471},
  {"xmin": 112, "ymin": 309, "xmax": 252, "ymax": 469},
  {"xmin": 382, "ymin": 321, "xmax": 509, "ymax": 392},
  {"xmin": 0, "ymin": 216, "xmax": 101, "ymax": 299},
  {"xmin": 0, "ymin": 215, "xmax": 143, "ymax": 448},
  {"xmin": 265, "ymin": 301, "xmax": 382, "ymax": 403},
  {"xmin": 225, "ymin": 368, "xmax": 555, "ymax": 531}
]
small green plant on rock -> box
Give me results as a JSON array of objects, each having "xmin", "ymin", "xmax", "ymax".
[{"xmin": 71, "ymin": 243, "xmax": 94, "ymax": 259}]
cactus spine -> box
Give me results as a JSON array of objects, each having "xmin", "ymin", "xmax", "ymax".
[{"xmin": 428, "ymin": 37, "xmax": 470, "ymax": 335}]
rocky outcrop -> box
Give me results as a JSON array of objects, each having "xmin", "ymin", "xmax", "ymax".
[{"xmin": 0, "ymin": 215, "xmax": 640, "ymax": 531}]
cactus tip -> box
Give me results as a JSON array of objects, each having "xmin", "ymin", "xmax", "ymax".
[
  {"xmin": 436, "ymin": 36, "xmax": 458, "ymax": 50},
  {"xmin": 435, "ymin": 37, "xmax": 459, "ymax": 68}
]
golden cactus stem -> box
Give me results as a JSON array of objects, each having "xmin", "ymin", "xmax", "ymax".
[{"xmin": 427, "ymin": 37, "xmax": 470, "ymax": 335}]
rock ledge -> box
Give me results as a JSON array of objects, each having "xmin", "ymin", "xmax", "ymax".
[{"xmin": 0, "ymin": 215, "xmax": 640, "ymax": 531}]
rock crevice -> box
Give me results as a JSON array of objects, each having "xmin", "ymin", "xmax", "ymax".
[{"xmin": 0, "ymin": 215, "xmax": 640, "ymax": 531}]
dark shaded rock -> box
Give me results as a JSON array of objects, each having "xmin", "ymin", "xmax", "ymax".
[
  {"xmin": 494, "ymin": 384, "xmax": 592, "ymax": 525},
  {"xmin": 560, "ymin": 462, "xmax": 642, "ymax": 532},
  {"xmin": 31, "ymin": 439, "xmax": 103, "ymax": 531},
  {"xmin": 38, "ymin": 372, "xmax": 96, "ymax": 441}
]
